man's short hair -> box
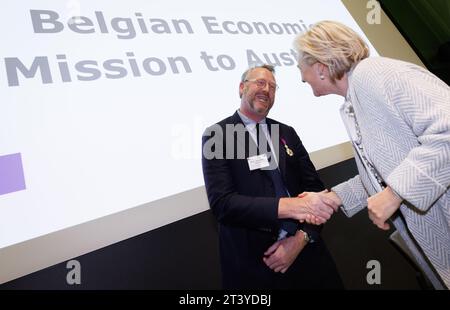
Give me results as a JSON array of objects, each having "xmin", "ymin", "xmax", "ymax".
[{"xmin": 240, "ymin": 64, "xmax": 276, "ymax": 82}]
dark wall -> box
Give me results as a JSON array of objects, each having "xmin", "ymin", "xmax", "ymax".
[
  {"xmin": 380, "ymin": 0, "xmax": 450, "ymax": 84},
  {"xmin": 1, "ymin": 158, "xmax": 423, "ymax": 290}
]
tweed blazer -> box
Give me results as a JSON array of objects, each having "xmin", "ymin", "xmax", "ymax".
[{"xmin": 332, "ymin": 57, "xmax": 450, "ymax": 288}]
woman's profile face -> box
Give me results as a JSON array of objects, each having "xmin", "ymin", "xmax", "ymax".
[{"xmin": 297, "ymin": 61, "xmax": 330, "ymax": 97}]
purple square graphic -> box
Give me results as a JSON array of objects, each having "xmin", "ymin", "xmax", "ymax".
[{"xmin": 0, "ymin": 153, "xmax": 26, "ymax": 196}]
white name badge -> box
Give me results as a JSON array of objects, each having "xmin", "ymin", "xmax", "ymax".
[{"xmin": 247, "ymin": 154, "xmax": 270, "ymax": 171}]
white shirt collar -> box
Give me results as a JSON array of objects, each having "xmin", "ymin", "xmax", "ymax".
[{"xmin": 236, "ymin": 109, "xmax": 266, "ymax": 130}]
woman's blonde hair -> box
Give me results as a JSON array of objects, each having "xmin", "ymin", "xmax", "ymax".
[{"xmin": 294, "ymin": 20, "xmax": 369, "ymax": 81}]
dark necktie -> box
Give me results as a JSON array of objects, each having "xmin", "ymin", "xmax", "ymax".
[{"xmin": 256, "ymin": 123, "xmax": 298, "ymax": 237}]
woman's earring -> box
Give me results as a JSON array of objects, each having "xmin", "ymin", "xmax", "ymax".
[{"xmin": 320, "ymin": 75, "xmax": 325, "ymax": 80}]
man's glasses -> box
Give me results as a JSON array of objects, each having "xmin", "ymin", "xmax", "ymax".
[{"xmin": 244, "ymin": 79, "xmax": 279, "ymax": 91}]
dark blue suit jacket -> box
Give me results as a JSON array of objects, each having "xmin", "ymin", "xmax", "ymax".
[{"xmin": 202, "ymin": 111, "xmax": 342, "ymax": 289}]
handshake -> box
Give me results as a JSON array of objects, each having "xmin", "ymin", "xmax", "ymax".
[{"xmin": 278, "ymin": 190, "xmax": 341, "ymax": 225}]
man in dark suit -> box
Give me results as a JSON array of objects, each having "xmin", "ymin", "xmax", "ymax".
[{"xmin": 201, "ymin": 64, "xmax": 343, "ymax": 289}]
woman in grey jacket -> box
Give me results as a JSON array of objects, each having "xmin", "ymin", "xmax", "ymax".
[{"xmin": 294, "ymin": 20, "xmax": 450, "ymax": 289}]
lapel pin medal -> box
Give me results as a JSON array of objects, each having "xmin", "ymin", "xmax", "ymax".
[{"xmin": 280, "ymin": 138, "xmax": 294, "ymax": 157}]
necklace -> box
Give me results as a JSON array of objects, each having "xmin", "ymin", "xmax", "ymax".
[{"xmin": 344, "ymin": 101, "xmax": 386, "ymax": 188}]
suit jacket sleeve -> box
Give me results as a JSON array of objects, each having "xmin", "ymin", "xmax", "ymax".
[
  {"xmin": 289, "ymin": 127, "xmax": 325, "ymax": 240},
  {"xmin": 201, "ymin": 126, "xmax": 280, "ymax": 231}
]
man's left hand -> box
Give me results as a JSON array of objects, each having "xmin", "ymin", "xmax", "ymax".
[
  {"xmin": 367, "ymin": 186, "xmax": 402, "ymax": 230},
  {"xmin": 263, "ymin": 230, "xmax": 307, "ymax": 273}
]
